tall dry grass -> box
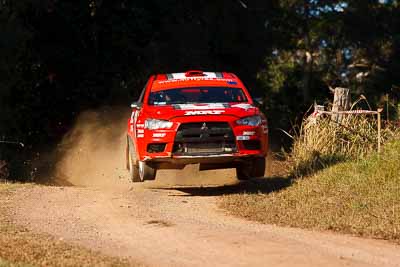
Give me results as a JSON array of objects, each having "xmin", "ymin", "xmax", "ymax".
[
  {"xmin": 220, "ymin": 139, "xmax": 400, "ymax": 242},
  {"xmin": 291, "ymin": 113, "xmax": 397, "ymax": 177}
]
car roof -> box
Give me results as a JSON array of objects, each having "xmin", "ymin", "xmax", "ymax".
[{"xmin": 150, "ymin": 70, "xmax": 243, "ymax": 92}]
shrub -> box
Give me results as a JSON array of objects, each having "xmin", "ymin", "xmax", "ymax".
[{"xmin": 291, "ymin": 114, "xmax": 397, "ymax": 176}]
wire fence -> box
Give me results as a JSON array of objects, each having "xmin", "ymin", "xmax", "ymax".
[{"xmin": 311, "ymin": 108, "xmax": 383, "ymax": 153}]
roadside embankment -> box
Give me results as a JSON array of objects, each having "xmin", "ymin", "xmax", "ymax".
[{"xmin": 220, "ymin": 140, "xmax": 400, "ymax": 243}]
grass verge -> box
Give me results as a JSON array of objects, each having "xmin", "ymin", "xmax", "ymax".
[
  {"xmin": 0, "ymin": 183, "xmax": 138, "ymax": 267},
  {"xmin": 220, "ymin": 140, "xmax": 400, "ymax": 243}
]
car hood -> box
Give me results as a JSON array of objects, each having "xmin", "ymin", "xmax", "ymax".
[{"xmin": 144, "ymin": 103, "xmax": 259, "ymax": 120}]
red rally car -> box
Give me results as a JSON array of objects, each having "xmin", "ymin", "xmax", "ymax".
[{"xmin": 126, "ymin": 70, "xmax": 269, "ymax": 182}]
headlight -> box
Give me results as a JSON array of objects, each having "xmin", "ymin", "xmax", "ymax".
[
  {"xmin": 236, "ymin": 115, "xmax": 262, "ymax": 126},
  {"xmin": 144, "ymin": 119, "xmax": 173, "ymax": 130}
]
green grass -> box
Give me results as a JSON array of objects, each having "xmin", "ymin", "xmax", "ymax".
[{"xmin": 220, "ymin": 140, "xmax": 400, "ymax": 242}]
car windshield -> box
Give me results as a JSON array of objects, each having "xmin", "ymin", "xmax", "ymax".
[{"xmin": 148, "ymin": 87, "xmax": 248, "ymax": 105}]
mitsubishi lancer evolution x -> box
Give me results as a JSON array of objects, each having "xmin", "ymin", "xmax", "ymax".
[{"xmin": 126, "ymin": 70, "xmax": 268, "ymax": 182}]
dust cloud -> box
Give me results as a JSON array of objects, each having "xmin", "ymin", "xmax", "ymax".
[
  {"xmin": 50, "ymin": 106, "xmax": 239, "ymax": 188},
  {"xmin": 52, "ymin": 107, "xmax": 130, "ymax": 187}
]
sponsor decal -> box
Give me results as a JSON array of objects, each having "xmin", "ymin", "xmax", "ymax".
[
  {"xmin": 236, "ymin": 136, "xmax": 250, "ymax": 141},
  {"xmin": 152, "ymin": 133, "xmax": 166, "ymax": 138},
  {"xmin": 136, "ymin": 124, "xmax": 145, "ymax": 128},
  {"xmin": 243, "ymin": 131, "xmax": 256, "ymax": 136},
  {"xmin": 130, "ymin": 110, "xmax": 139, "ymax": 124},
  {"xmin": 170, "ymin": 72, "xmax": 217, "ymax": 79},
  {"xmin": 137, "ymin": 129, "xmax": 144, "ymax": 134},
  {"xmin": 231, "ymin": 103, "xmax": 253, "ymax": 110},
  {"xmin": 137, "ymin": 134, "xmax": 144, "ymax": 138},
  {"xmin": 175, "ymin": 103, "xmax": 226, "ymax": 110},
  {"xmin": 185, "ymin": 110, "xmax": 225, "ymax": 116},
  {"xmin": 130, "ymin": 111, "xmax": 135, "ymax": 123}
]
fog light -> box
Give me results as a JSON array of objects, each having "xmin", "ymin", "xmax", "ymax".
[{"xmin": 147, "ymin": 143, "xmax": 166, "ymax": 153}]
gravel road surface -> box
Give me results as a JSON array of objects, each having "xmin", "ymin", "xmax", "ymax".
[{"xmin": 9, "ymin": 175, "xmax": 400, "ymax": 267}]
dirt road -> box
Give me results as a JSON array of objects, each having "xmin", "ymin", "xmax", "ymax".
[
  {"xmin": 8, "ymin": 177, "xmax": 400, "ymax": 267},
  {"xmin": 8, "ymin": 108, "xmax": 399, "ymax": 267}
]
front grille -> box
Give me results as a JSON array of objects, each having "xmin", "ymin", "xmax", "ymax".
[{"xmin": 173, "ymin": 122, "xmax": 236, "ymax": 155}]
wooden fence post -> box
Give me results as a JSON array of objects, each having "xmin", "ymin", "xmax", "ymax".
[
  {"xmin": 377, "ymin": 108, "xmax": 383, "ymax": 154},
  {"xmin": 331, "ymin": 87, "xmax": 351, "ymax": 123}
]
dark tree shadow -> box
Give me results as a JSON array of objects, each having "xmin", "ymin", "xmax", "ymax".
[{"xmin": 292, "ymin": 151, "xmax": 347, "ymax": 177}]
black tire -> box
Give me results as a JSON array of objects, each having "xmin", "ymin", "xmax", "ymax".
[
  {"xmin": 127, "ymin": 137, "xmax": 141, "ymax": 182},
  {"xmin": 251, "ymin": 157, "xmax": 266, "ymax": 178},
  {"xmin": 236, "ymin": 163, "xmax": 252, "ymax": 180},
  {"xmin": 138, "ymin": 160, "xmax": 157, "ymax": 181},
  {"xmin": 236, "ymin": 157, "xmax": 266, "ymax": 180}
]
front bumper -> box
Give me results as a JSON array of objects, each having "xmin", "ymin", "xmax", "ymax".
[
  {"xmin": 135, "ymin": 120, "xmax": 268, "ymax": 165},
  {"xmin": 145, "ymin": 153, "xmax": 265, "ymax": 170}
]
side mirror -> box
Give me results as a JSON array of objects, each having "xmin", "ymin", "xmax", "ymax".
[
  {"xmin": 131, "ymin": 102, "xmax": 142, "ymax": 109},
  {"xmin": 254, "ymin": 97, "xmax": 264, "ymax": 106}
]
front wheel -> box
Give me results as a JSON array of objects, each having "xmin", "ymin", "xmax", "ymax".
[
  {"xmin": 251, "ymin": 157, "xmax": 266, "ymax": 178},
  {"xmin": 127, "ymin": 138, "xmax": 141, "ymax": 182},
  {"xmin": 138, "ymin": 161, "xmax": 157, "ymax": 181},
  {"xmin": 236, "ymin": 157, "xmax": 266, "ymax": 180}
]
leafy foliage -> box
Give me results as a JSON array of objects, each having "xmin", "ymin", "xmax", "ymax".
[{"xmin": 257, "ymin": 0, "xmax": 400, "ymax": 139}]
